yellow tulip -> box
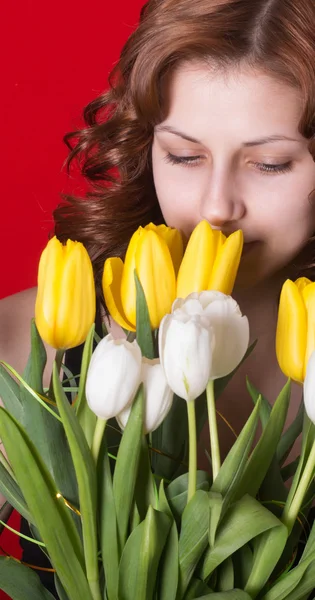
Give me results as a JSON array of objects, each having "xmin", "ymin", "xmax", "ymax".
[
  {"xmin": 276, "ymin": 277, "xmax": 315, "ymax": 383},
  {"xmin": 102, "ymin": 223, "xmax": 183, "ymax": 331},
  {"xmin": 176, "ymin": 220, "xmax": 243, "ymax": 298},
  {"xmin": 35, "ymin": 236, "xmax": 96, "ymax": 349}
]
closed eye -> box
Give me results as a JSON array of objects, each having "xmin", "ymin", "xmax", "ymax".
[{"xmin": 163, "ymin": 152, "xmax": 293, "ymax": 174}]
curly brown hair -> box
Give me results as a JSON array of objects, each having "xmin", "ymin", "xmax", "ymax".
[{"xmin": 53, "ymin": 0, "xmax": 315, "ymax": 313}]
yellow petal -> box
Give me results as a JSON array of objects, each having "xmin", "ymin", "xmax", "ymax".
[
  {"xmin": 302, "ymin": 281, "xmax": 315, "ymax": 379},
  {"xmin": 176, "ymin": 220, "xmax": 217, "ymax": 298},
  {"xmin": 35, "ymin": 236, "xmax": 64, "ymax": 348},
  {"xmin": 120, "ymin": 227, "xmax": 144, "ymax": 325},
  {"xmin": 276, "ymin": 279, "xmax": 307, "ymax": 382},
  {"xmin": 136, "ymin": 230, "xmax": 176, "ymax": 329},
  {"xmin": 208, "ymin": 230, "xmax": 243, "ymax": 295},
  {"xmin": 145, "ymin": 223, "xmax": 184, "ymax": 276},
  {"xmin": 295, "ymin": 277, "xmax": 312, "ymax": 292},
  {"xmin": 54, "ymin": 241, "xmax": 96, "ymax": 348},
  {"xmin": 102, "ymin": 257, "xmax": 136, "ymax": 331}
]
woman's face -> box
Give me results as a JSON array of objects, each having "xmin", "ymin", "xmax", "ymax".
[{"xmin": 151, "ymin": 63, "xmax": 315, "ymax": 289}]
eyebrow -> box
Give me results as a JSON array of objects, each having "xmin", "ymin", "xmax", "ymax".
[{"xmin": 154, "ymin": 125, "xmax": 299, "ymax": 146}]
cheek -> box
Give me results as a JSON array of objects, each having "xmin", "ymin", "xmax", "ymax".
[{"xmin": 152, "ymin": 162, "xmax": 202, "ymax": 227}]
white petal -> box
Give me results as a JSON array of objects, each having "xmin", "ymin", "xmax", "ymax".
[
  {"xmin": 85, "ymin": 334, "xmax": 142, "ymax": 419},
  {"xmin": 202, "ymin": 296, "xmax": 249, "ymax": 378},
  {"xmin": 162, "ymin": 317, "xmax": 213, "ymax": 401},
  {"xmin": 304, "ymin": 349, "xmax": 315, "ymax": 424}
]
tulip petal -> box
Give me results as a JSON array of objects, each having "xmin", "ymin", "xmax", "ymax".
[
  {"xmin": 102, "ymin": 258, "xmax": 136, "ymax": 331},
  {"xmin": 35, "ymin": 236, "xmax": 63, "ymax": 347},
  {"xmin": 276, "ymin": 279, "xmax": 307, "ymax": 383},
  {"xmin": 304, "ymin": 349, "xmax": 315, "ymax": 424},
  {"xmin": 200, "ymin": 293, "xmax": 249, "ymax": 379},
  {"xmin": 117, "ymin": 358, "xmax": 173, "ymax": 434},
  {"xmin": 160, "ymin": 316, "xmax": 213, "ymax": 401},
  {"xmin": 120, "ymin": 227, "xmax": 144, "ymax": 325},
  {"xmin": 295, "ymin": 277, "xmax": 312, "ymax": 292},
  {"xmin": 302, "ymin": 281, "xmax": 315, "ymax": 379},
  {"xmin": 176, "ymin": 220, "xmax": 217, "ymax": 298},
  {"xmin": 135, "ymin": 230, "xmax": 176, "ymax": 329},
  {"xmin": 86, "ymin": 334, "xmax": 142, "ymax": 419},
  {"xmin": 55, "ymin": 241, "xmax": 96, "ymax": 348},
  {"xmin": 208, "ymin": 230, "xmax": 243, "ymax": 295},
  {"xmin": 146, "ymin": 224, "xmax": 184, "ymax": 275}
]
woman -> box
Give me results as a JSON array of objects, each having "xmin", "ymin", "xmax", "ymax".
[{"xmin": 1, "ymin": 0, "xmax": 315, "ymax": 596}]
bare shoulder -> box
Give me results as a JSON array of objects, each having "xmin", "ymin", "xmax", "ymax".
[{"xmin": 0, "ymin": 287, "xmax": 55, "ymax": 388}]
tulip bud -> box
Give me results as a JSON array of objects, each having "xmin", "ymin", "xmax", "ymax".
[
  {"xmin": 85, "ymin": 334, "xmax": 142, "ymax": 419},
  {"xmin": 176, "ymin": 220, "xmax": 243, "ymax": 298},
  {"xmin": 159, "ymin": 310, "xmax": 215, "ymax": 402},
  {"xmin": 304, "ymin": 349, "xmax": 315, "ymax": 424},
  {"xmin": 35, "ymin": 236, "xmax": 96, "ymax": 349},
  {"xmin": 173, "ymin": 291, "xmax": 249, "ymax": 379},
  {"xmin": 159, "ymin": 291, "xmax": 249, "ymax": 400},
  {"xmin": 276, "ymin": 278, "xmax": 315, "ymax": 383},
  {"xmin": 116, "ymin": 358, "xmax": 173, "ymax": 434},
  {"xmin": 102, "ymin": 223, "xmax": 183, "ymax": 331}
]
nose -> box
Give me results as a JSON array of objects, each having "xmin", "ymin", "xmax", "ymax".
[{"xmin": 200, "ymin": 168, "xmax": 245, "ymax": 229}]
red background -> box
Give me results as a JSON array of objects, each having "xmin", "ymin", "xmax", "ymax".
[
  {"xmin": 0, "ymin": 1, "xmax": 144, "ymax": 598},
  {"xmin": 0, "ymin": 0, "xmax": 145, "ymax": 300}
]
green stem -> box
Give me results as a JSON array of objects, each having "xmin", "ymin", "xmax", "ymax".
[
  {"xmin": 282, "ymin": 438, "xmax": 315, "ymax": 534},
  {"xmin": 206, "ymin": 379, "xmax": 221, "ymax": 481},
  {"xmin": 187, "ymin": 400, "xmax": 197, "ymax": 503},
  {"xmin": 91, "ymin": 417, "xmax": 107, "ymax": 463},
  {"xmin": 48, "ymin": 349, "xmax": 65, "ymax": 399},
  {"xmin": 88, "ymin": 579, "xmax": 102, "ymax": 600}
]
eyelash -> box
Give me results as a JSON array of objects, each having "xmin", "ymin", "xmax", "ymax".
[{"xmin": 163, "ymin": 152, "xmax": 293, "ymax": 175}]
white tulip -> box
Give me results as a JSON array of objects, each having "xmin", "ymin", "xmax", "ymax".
[
  {"xmin": 85, "ymin": 333, "xmax": 142, "ymax": 419},
  {"xmin": 304, "ymin": 349, "xmax": 315, "ymax": 424},
  {"xmin": 116, "ymin": 358, "xmax": 173, "ymax": 434},
  {"xmin": 159, "ymin": 309, "xmax": 214, "ymax": 402},
  {"xmin": 172, "ymin": 291, "xmax": 249, "ymax": 379}
]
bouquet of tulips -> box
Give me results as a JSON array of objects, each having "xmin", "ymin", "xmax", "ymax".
[{"xmin": 1, "ymin": 220, "xmax": 315, "ymax": 600}]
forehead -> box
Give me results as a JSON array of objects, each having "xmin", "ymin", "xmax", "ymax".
[{"xmin": 160, "ymin": 62, "xmax": 303, "ymax": 141}]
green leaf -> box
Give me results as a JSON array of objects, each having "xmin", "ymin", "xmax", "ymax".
[
  {"xmin": 178, "ymin": 490, "xmax": 210, "ymax": 597},
  {"xmin": 209, "ymin": 492, "xmax": 224, "ymax": 547},
  {"xmin": 284, "ymin": 413, "xmax": 315, "ymax": 517},
  {"xmin": 75, "ymin": 324, "xmax": 97, "ymax": 448},
  {"xmin": 197, "ymin": 591, "xmax": 253, "ymax": 600},
  {"xmin": 166, "ymin": 471, "xmax": 211, "ymax": 523},
  {"xmin": 134, "ymin": 436, "xmax": 157, "ymax": 519},
  {"xmin": 52, "ymin": 362, "xmax": 101, "ymax": 598},
  {"xmin": 276, "ymin": 396, "xmax": 304, "ymax": 465},
  {"xmin": 231, "ymin": 379, "xmax": 291, "ymax": 502},
  {"xmin": 244, "ymin": 525, "xmax": 288, "ymax": 598},
  {"xmin": 54, "ymin": 574, "xmax": 70, "ymax": 600},
  {"xmin": 262, "ymin": 549, "xmax": 315, "ymax": 600},
  {"xmin": 281, "ymin": 457, "xmax": 300, "ymax": 482},
  {"xmin": 232, "ymin": 545, "xmax": 253, "ymax": 589},
  {"xmin": 0, "ymin": 556, "xmax": 55, "ymax": 599},
  {"xmin": 246, "ymin": 378, "xmax": 271, "ymax": 429},
  {"xmin": 98, "ymin": 444, "xmax": 119, "ymax": 600},
  {"xmin": 211, "ymin": 396, "xmax": 261, "ymax": 513},
  {"xmin": 0, "ymin": 363, "xmax": 22, "ymax": 421},
  {"xmin": 135, "ymin": 271, "xmax": 155, "ymax": 359},
  {"xmin": 2, "ymin": 321, "xmax": 79, "ymax": 514},
  {"xmin": 217, "ymin": 556, "xmax": 234, "ymax": 591},
  {"xmin": 151, "ymin": 393, "xmax": 189, "ymax": 480},
  {"xmin": 183, "ymin": 577, "xmax": 213, "ymax": 599},
  {"xmin": 200, "ymin": 495, "xmax": 286, "ymax": 582},
  {"xmin": 0, "ymin": 408, "xmax": 92, "ymax": 600},
  {"xmin": 113, "ymin": 384, "xmax": 144, "ymax": 553},
  {"xmin": 158, "ymin": 480, "xmax": 179, "ymax": 600},
  {"xmin": 118, "ymin": 506, "xmax": 171, "ymax": 600},
  {"xmin": 0, "ymin": 461, "xmax": 33, "ymax": 523}
]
